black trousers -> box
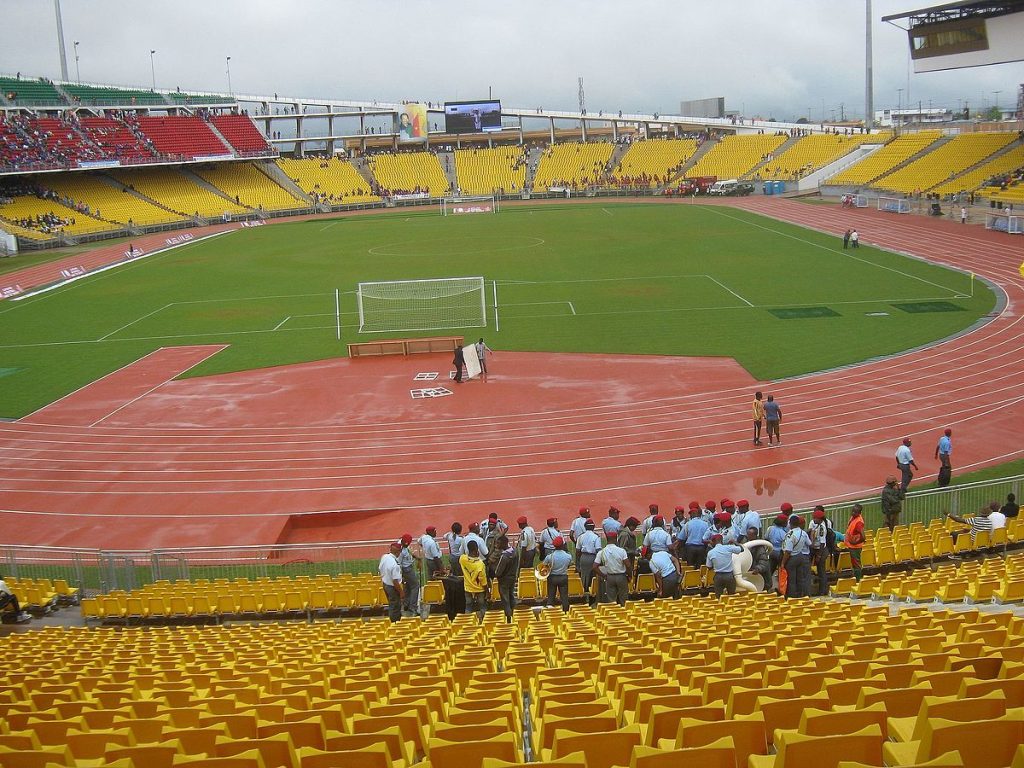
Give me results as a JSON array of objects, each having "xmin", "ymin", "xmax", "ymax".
[{"xmin": 547, "ymin": 575, "xmax": 569, "ymax": 612}]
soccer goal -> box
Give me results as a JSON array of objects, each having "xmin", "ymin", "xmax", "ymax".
[
  {"xmin": 853, "ymin": 194, "xmax": 869, "ymax": 208},
  {"xmin": 985, "ymin": 213, "xmax": 1024, "ymax": 234},
  {"xmin": 878, "ymin": 197, "xmax": 911, "ymax": 214},
  {"xmin": 440, "ymin": 195, "xmax": 499, "ymax": 216},
  {"xmin": 356, "ymin": 276, "xmax": 487, "ymax": 333}
]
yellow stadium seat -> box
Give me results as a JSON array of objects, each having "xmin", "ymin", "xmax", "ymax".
[
  {"xmin": 749, "ymin": 724, "xmax": 885, "ymax": 768},
  {"xmin": 173, "ymin": 750, "xmax": 267, "ymax": 767},
  {"xmin": 424, "ymin": 732, "xmax": 518, "ymax": 768},
  {"xmin": 542, "ymin": 724, "xmax": 643, "ymax": 768},
  {"xmin": 295, "ymin": 743, "xmax": 394, "ymax": 768},
  {"xmin": 883, "ymin": 714, "xmax": 1023, "ymax": 768},
  {"xmin": 0, "ymin": 745, "xmax": 75, "ymax": 767},
  {"xmin": 674, "ymin": 711, "xmax": 768, "ymax": 766},
  {"xmin": 629, "ymin": 737, "xmax": 736, "ymax": 768}
]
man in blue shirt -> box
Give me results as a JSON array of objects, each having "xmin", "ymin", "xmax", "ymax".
[
  {"xmin": 706, "ymin": 534, "xmax": 743, "ymax": 596},
  {"xmin": 679, "ymin": 508, "xmax": 710, "ymax": 569},
  {"xmin": 781, "ymin": 515, "xmax": 812, "ymax": 598},
  {"xmin": 397, "ymin": 533, "xmax": 420, "ymax": 616},
  {"xmin": 935, "ymin": 429, "xmax": 952, "ymax": 486},
  {"xmin": 464, "ymin": 523, "xmax": 488, "ymax": 558},
  {"xmin": 543, "ymin": 536, "xmax": 573, "ymax": 612},
  {"xmin": 736, "ymin": 500, "xmax": 761, "ymax": 543},
  {"xmin": 649, "ymin": 548, "xmax": 682, "ymax": 599},
  {"xmin": 601, "ymin": 507, "xmax": 623, "ymax": 538},
  {"xmin": 576, "ymin": 520, "xmax": 602, "ymax": 602},
  {"xmin": 420, "ymin": 526, "xmax": 443, "ymax": 578},
  {"xmin": 764, "ymin": 395, "xmax": 783, "ymax": 445},
  {"xmin": 539, "ymin": 517, "xmax": 559, "ymax": 561}
]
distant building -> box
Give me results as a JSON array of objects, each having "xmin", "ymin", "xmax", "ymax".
[{"xmin": 874, "ymin": 106, "xmax": 953, "ymax": 128}]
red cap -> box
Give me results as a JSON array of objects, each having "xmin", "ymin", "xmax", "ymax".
[
  {"xmin": 710, "ymin": 533, "xmax": 724, "ymax": 544},
  {"xmin": 780, "ymin": 502, "xmax": 793, "ymax": 513},
  {"xmin": 736, "ymin": 499, "xmax": 749, "ymax": 508},
  {"xmin": 652, "ymin": 515, "xmax": 664, "ymax": 526},
  {"xmin": 705, "ymin": 501, "xmax": 717, "ymax": 510},
  {"xmin": 425, "ymin": 526, "xmax": 436, "ymax": 535},
  {"xmin": 812, "ymin": 509, "xmax": 826, "ymax": 519},
  {"xmin": 469, "ymin": 522, "xmax": 480, "ymax": 532},
  {"xmin": 689, "ymin": 501, "xmax": 701, "ymax": 510},
  {"xmin": 625, "ymin": 516, "xmax": 640, "ymax": 527},
  {"xmin": 674, "ymin": 506, "xmax": 686, "ymax": 513},
  {"xmin": 714, "ymin": 512, "xmax": 731, "ymax": 524},
  {"xmin": 547, "ymin": 517, "xmax": 557, "ymax": 526},
  {"xmin": 517, "ymin": 516, "xmax": 528, "ymax": 526},
  {"xmin": 400, "ymin": 533, "xmax": 413, "ymax": 545},
  {"xmin": 552, "ymin": 536, "xmax": 565, "ymax": 548},
  {"xmin": 579, "ymin": 506, "xmax": 589, "ymax": 514},
  {"xmin": 722, "ymin": 498, "xmax": 733, "ymax": 508},
  {"xmin": 944, "ymin": 429, "xmax": 952, "ymax": 436},
  {"xmin": 489, "ymin": 512, "xmax": 499, "ymax": 520},
  {"xmin": 776, "ymin": 514, "xmax": 789, "ymax": 522}
]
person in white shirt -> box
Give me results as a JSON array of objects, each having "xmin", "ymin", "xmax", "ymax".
[
  {"xmin": 0, "ymin": 576, "xmax": 31, "ymax": 622},
  {"xmin": 987, "ymin": 501, "xmax": 1007, "ymax": 530},
  {"xmin": 601, "ymin": 507, "xmax": 623, "ymax": 538},
  {"xmin": 595, "ymin": 540, "xmax": 629, "ymax": 606},
  {"xmin": 464, "ymin": 523, "xmax": 489, "ymax": 558},
  {"xmin": 516, "ymin": 516, "xmax": 537, "ymax": 568},
  {"xmin": 475, "ymin": 337, "xmax": 494, "ymax": 381},
  {"xmin": 378, "ymin": 543, "xmax": 404, "ymax": 623},
  {"xmin": 895, "ymin": 437, "xmax": 919, "ymax": 492},
  {"xmin": 649, "ymin": 549, "xmax": 681, "ymax": 598},
  {"xmin": 642, "ymin": 516, "xmax": 673, "ymax": 553},
  {"xmin": 640, "ymin": 504, "xmax": 660, "ymax": 536},
  {"xmin": 575, "ymin": 520, "xmax": 602, "ymax": 602},
  {"xmin": 420, "ymin": 526, "xmax": 443, "ymax": 577},
  {"xmin": 445, "ymin": 522, "xmax": 465, "ymax": 578}
]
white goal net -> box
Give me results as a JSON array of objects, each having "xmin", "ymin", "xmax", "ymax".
[
  {"xmin": 878, "ymin": 196, "xmax": 911, "ymax": 214},
  {"xmin": 357, "ymin": 276, "xmax": 487, "ymax": 333},
  {"xmin": 441, "ymin": 195, "xmax": 499, "ymax": 216},
  {"xmin": 985, "ymin": 213, "xmax": 1024, "ymax": 234}
]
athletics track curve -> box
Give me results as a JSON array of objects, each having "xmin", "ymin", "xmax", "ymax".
[{"xmin": 0, "ymin": 198, "xmax": 1022, "ymax": 550}]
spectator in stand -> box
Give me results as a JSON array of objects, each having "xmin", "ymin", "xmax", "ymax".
[
  {"xmin": 543, "ymin": 536, "xmax": 573, "ymax": 612},
  {"xmin": 649, "ymin": 547, "xmax": 682, "ymax": 599},
  {"xmin": 601, "ymin": 507, "xmax": 623, "ymax": 538},
  {"xmin": 420, "ymin": 526, "xmax": 443, "ymax": 578},
  {"xmin": 460, "ymin": 540, "xmax": 488, "ymax": 620},
  {"xmin": 781, "ymin": 515, "xmax": 812, "ymax": 598},
  {"xmin": 881, "ymin": 475, "xmax": 904, "ymax": 532},
  {"xmin": 445, "ymin": 522, "xmax": 464, "ymax": 577},
  {"xmin": 1001, "ymin": 493, "xmax": 1019, "ymax": 519},
  {"xmin": 517, "ymin": 516, "xmax": 536, "ymax": 569},
  {"xmin": 844, "ymin": 504, "xmax": 866, "ymax": 581},
  {"xmin": 946, "ymin": 505, "xmax": 994, "ymax": 545},
  {"xmin": 706, "ymin": 534, "xmax": 743, "ymax": 597},
  {"xmin": 988, "ymin": 500, "xmax": 1007, "ymax": 531},
  {"xmin": 616, "ymin": 516, "xmax": 640, "ymax": 580},
  {"xmin": 378, "ymin": 543, "xmax": 404, "ymax": 623},
  {"xmin": 493, "ymin": 535, "xmax": 519, "ymax": 623}
]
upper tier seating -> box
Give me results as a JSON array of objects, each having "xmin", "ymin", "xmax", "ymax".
[
  {"xmin": 366, "ymin": 152, "xmax": 450, "ymax": 197},
  {"xmin": 63, "ymin": 84, "xmax": 166, "ymax": 106},
  {"xmin": 607, "ymin": 138, "xmax": 699, "ymax": 188},
  {"xmin": 211, "ymin": 115, "xmax": 273, "ymax": 154},
  {"xmin": 932, "ymin": 144, "xmax": 1024, "ymax": 197},
  {"xmin": 0, "ymin": 76, "xmax": 63, "ymax": 105},
  {"xmin": 826, "ymin": 131, "xmax": 943, "ymax": 185},
  {"xmin": 134, "ymin": 116, "xmax": 231, "ymax": 160},
  {"xmin": 276, "ymin": 157, "xmax": 380, "ymax": 204},
  {"xmin": 754, "ymin": 132, "xmax": 892, "ymax": 181},
  {"xmin": 169, "ymin": 92, "xmax": 235, "ymax": 106},
  {"xmin": 45, "ymin": 174, "xmax": 184, "ymax": 226},
  {"xmin": 686, "ymin": 134, "xmax": 787, "ymax": 180},
  {"xmin": 531, "ymin": 141, "xmax": 614, "ymax": 191},
  {"xmin": 111, "ymin": 168, "xmax": 248, "ymax": 218},
  {"xmin": 453, "ymin": 146, "xmax": 529, "ymax": 195},
  {"xmin": 77, "ymin": 116, "xmax": 158, "ymax": 164},
  {"xmin": 873, "ymin": 132, "xmax": 1017, "ymax": 194},
  {"xmin": 193, "ymin": 163, "xmax": 306, "ymax": 211}
]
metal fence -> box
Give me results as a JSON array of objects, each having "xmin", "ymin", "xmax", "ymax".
[{"xmin": 3, "ymin": 474, "xmax": 1020, "ymax": 596}]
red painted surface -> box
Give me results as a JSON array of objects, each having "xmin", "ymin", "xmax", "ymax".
[{"xmin": 1, "ymin": 198, "xmax": 1022, "ymax": 551}]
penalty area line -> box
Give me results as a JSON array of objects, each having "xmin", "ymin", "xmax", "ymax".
[
  {"xmin": 706, "ymin": 275, "xmax": 754, "ymax": 307},
  {"xmin": 273, "ymin": 316, "xmax": 292, "ymax": 331}
]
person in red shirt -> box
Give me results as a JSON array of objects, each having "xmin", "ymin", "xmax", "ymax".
[{"xmin": 844, "ymin": 504, "xmax": 866, "ymax": 581}]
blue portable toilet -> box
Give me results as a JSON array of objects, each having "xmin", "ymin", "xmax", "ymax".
[{"xmin": 763, "ymin": 181, "xmax": 773, "ymax": 195}]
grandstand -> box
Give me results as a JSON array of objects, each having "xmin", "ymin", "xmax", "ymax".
[
  {"xmin": 606, "ymin": 138, "xmax": 699, "ymax": 187},
  {"xmin": 826, "ymin": 130, "xmax": 943, "ymax": 186},
  {"xmin": 531, "ymin": 141, "xmax": 614, "ymax": 191},
  {"xmin": 0, "ymin": 75, "xmax": 63, "ymax": 105},
  {"xmin": 111, "ymin": 167, "xmax": 249, "ymax": 219},
  {"xmin": 277, "ymin": 157, "xmax": 381, "ymax": 204},
  {"xmin": 0, "ymin": 192, "xmax": 119, "ymax": 238},
  {"xmin": 193, "ymin": 163, "xmax": 308, "ymax": 211},
  {"xmin": 134, "ymin": 116, "xmax": 231, "ymax": 160},
  {"xmin": 453, "ymin": 146, "xmax": 529, "ymax": 195},
  {"xmin": 872, "ymin": 132, "xmax": 1017, "ymax": 195},
  {"xmin": 63, "ymin": 83, "xmax": 167, "ymax": 107},
  {"xmin": 752, "ymin": 132, "xmax": 892, "ymax": 181},
  {"xmin": 211, "ymin": 114, "xmax": 274, "ymax": 155},
  {"xmin": 932, "ymin": 144, "xmax": 1024, "ymax": 197},
  {"xmin": 685, "ymin": 133, "xmax": 788, "ymax": 181},
  {"xmin": 44, "ymin": 173, "xmax": 184, "ymax": 227},
  {"xmin": 365, "ymin": 151, "xmax": 450, "ymax": 197}
]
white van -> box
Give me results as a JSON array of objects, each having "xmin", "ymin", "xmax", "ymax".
[{"xmin": 708, "ymin": 179, "xmax": 739, "ymax": 195}]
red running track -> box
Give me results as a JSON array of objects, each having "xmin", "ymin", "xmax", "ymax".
[{"xmin": 0, "ymin": 198, "xmax": 1022, "ymax": 550}]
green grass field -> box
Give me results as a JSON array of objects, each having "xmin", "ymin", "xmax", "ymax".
[{"xmin": 0, "ymin": 202, "xmax": 995, "ymax": 418}]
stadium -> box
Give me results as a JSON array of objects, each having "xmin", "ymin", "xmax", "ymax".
[{"xmin": 1, "ymin": 1, "xmax": 1024, "ymax": 766}]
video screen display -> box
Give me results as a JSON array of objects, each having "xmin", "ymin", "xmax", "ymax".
[{"xmin": 444, "ymin": 100, "xmax": 502, "ymax": 133}]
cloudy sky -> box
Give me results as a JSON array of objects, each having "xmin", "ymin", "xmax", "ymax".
[{"xmin": 2, "ymin": 1, "xmax": 1022, "ymax": 121}]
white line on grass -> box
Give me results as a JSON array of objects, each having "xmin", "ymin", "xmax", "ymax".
[
  {"xmin": 273, "ymin": 316, "xmax": 291, "ymax": 331},
  {"xmin": 706, "ymin": 276, "xmax": 754, "ymax": 307},
  {"xmin": 97, "ymin": 304, "xmax": 174, "ymax": 342},
  {"xmin": 320, "ymin": 221, "xmax": 340, "ymax": 231},
  {"xmin": 705, "ymin": 207, "xmax": 966, "ymax": 296},
  {"xmin": 602, "ymin": 208, "xmax": 613, "ymax": 216},
  {"xmin": 568, "ymin": 301, "xmax": 577, "ymax": 315}
]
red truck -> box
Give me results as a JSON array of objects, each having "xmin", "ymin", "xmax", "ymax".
[{"xmin": 664, "ymin": 176, "xmax": 717, "ymax": 196}]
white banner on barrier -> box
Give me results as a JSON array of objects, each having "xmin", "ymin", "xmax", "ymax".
[{"xmin": 463, "ymin": 343, "xmax": 481, "ymax": 380}]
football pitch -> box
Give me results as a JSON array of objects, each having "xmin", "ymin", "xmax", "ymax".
[{"xmin": 0, "ymin": 202, "xmax": 995, "ymax": 418}]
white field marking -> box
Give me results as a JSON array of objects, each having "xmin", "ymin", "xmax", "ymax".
[
  {"xmin": 498, "ymin": 274, "xmax": 708, "ymax": 286},
  {"xmin": 19, "ymin": 347, "xmax": 172, "ymax": 420},
  {"xmin": 568, "ymin": 301, "xmax": 577, "ymax": 316},
  {"xmin": 273, "ymin": 316, "xmax": 291, "ymax": 331},
  {"xmin": 89, "ymin": 346, "xmax": 227, "ymax": 428},
  {"xmin": 706, "ymin": 276, "xmax": 754, "ymax": 307},
  {"xmin": 97, "ymin": 303, "xmax": 174, "ymax": 342},
  {"xmin": 705, "ymin": 207, "xmax": 966, "ymax": 296},
  {"xmin": 320, "ymin": 221, "xmax": 341, "ymax": 231},
  {"xmin": 8, "ymin": 230, "xmax": 234, "ymax": 304},
  {"xmin": 172, "ymin": 291, "xmax": 336, "ymax": 305},
  {"xmin": 602, "ymin": 208, "xmax": 613, "ymax": 216},
  {"xmin": 7, "ymin": 394, "xmax": 1024, "ymax": 499}
]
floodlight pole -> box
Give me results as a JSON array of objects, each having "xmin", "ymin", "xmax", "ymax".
[
  {"xmin": 73, "ymin": 41, "xmax": 80, "ymax": 84},
  {"xmin": 54, "ymin": 0, "xmax": 69, "ymax": 81},
  {"xmin": 226, "ymin": 56, "xmax": 233, "ymax": 96},
  {"xmin": 864, "ymin": 0, "xmax": 874, "ymax": 129},
  {"xmin": 150, "ymin": 49, "xmax": 157, "ymax": 91}
]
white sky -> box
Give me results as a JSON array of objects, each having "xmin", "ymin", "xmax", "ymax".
[{"xmin": 1, "ymin": 0, "xmax": 1022, "ymax": 121}]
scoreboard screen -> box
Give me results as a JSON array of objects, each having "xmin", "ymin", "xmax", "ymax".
[{"xmin": 444, "ymin": 100, "xmax": 502, "ymax": 133}]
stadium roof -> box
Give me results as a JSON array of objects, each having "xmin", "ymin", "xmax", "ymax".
[{"xmin": 881, "ymin": 0, "xmax": 1024, "ymax": 25}]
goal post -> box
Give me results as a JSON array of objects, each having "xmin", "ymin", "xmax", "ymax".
[
  {"xmin": 985, "ymin": 213, "xmax": 1024, "ymax": 234},
  {"xmin": 356, "ymin": 276, "xmax": 487, "ymax": 333},
  {"xmin": 441, "ymin": 195, "xmax": 499, "ymax": 216},
  {"xmin": 878, "ymin": 196, "xmax": 911, "ymax": 214}
]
